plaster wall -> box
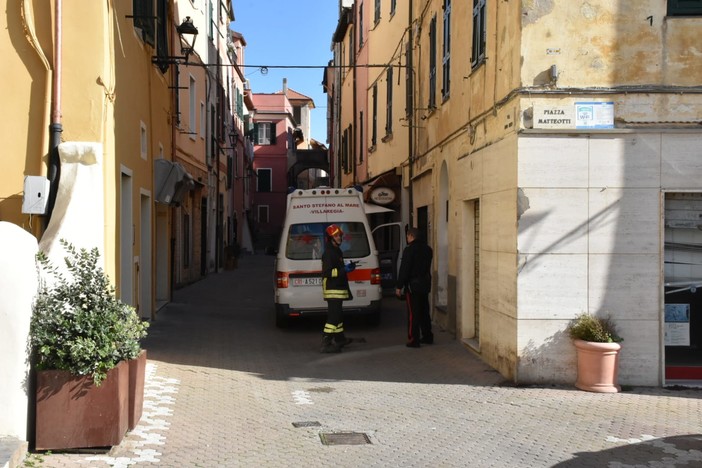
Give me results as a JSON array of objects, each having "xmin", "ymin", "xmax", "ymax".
[
  {"xmin": 365, "ymin": 0, "xmax": 410, "ymax": 182},
  {"xmin": 0, "ymin": 223, "xmax": 37, "ymax": 441},
  {"xmin": 521, "ymin": 1, "xmax": 702, "ymax": 88}
]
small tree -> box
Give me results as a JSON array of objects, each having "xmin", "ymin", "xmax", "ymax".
[{"xmin": 30, "ymin": 240, "xmax": 148, "ymax": 385}]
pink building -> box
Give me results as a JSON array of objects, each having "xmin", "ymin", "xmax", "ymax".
[{"xmin": 250, "ymin": 91, "xmax": 296, "ymax": 253}]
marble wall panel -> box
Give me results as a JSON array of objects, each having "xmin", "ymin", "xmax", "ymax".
[
  {"xmin": 589, "ymin": 134, "xmax": 661, "ymax": 188},
  {"xmin": 518, "ymin": 136, "xmax": 589, "ymax": 188},
  {"xmin": 588, "ymin": 188, "xmax": 660, "ymax": 254},
  {"xmin": 518, "ymin": 188, "xmax": 589, "ymax": 254}
]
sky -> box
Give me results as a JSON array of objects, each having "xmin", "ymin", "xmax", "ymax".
[{"xmin": 231, "ymin": 1, "xmax": 339, "ymax": 145}]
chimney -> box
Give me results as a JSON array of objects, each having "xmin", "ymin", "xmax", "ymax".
[{"xmin": 282, "ymin": 78, "xmax": 288, "ymax": 95}]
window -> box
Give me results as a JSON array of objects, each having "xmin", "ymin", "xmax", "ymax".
[
  {"xmin": 226, "ymin": 155, "xmax": 233, "ymax": 189},
  {"xmin": 472, "ymin": 0, "xmax": 486, "ymax": 68},
  {"xmin": 132, "ymin": 0, "xmax": 155, "ymax": 46},
  {"xmin": 375, "ymin": 0, "xmax": 381, "ymax": 24},
  {"xmin": 371, "ymin": 84, "xmax": 378, "ymax": 146},
  {"xmin": 385, "ymin": 67, "xmax": 393, "ymax": 135},
  {"xmin": 442, "ymin": 0, "xmax": 451, "ymax": 100},
  {"xmin": 429, "ymin": 15, "xmax": 437, "ymax": 109},
  {"xmin": 189, "ymin": 76, "xmax": 196, "ymax": 137},
  {"xmin": 668, "ymin": 0, "xmax": 702, "ymax": 15},
  {"xmin": 140, "ymin": 121, "xmax": 148, "ymax": 160},
  {"xmin": 405, "ymin": 40, "xmax": 412, "ymax": 117},
  {"xmin": 200, "ymin": 102, "xmax": 206, "ymax": 139},
  {"xmin": 342, "ymin": 127, "xmax": 349, "ymax": 173},
  {"xmin": 133, "ymin": 0, "xmax": 169, "ymax": 72},
  {"xmin": 359, "ymin": 111, "xmax": 364, "ymax": 163},
  {"xmin": 255, "ymin": 122, "xmax": 275, "ymax": 145},
  {"xmin": 359, "ymin": 3, "xmax": 364, "ymax": 47},
  {"xmin": 256, "ymin": 168, "xmax": 272, "ymax": 192},
  {"xmin": 183, "ymin": 213, "xmax": 190, "ymax": 268},
  {"xmin": 258, "ymin": 205, "xmax": 269, "ymax": 223},
  {"xmin": 285, "ymin": 222, "xmax": 371, "ymax": 260}
]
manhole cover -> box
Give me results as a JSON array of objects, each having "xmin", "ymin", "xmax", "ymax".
[
  {"xmin": 319, "ymin": 432, "xmax": 371, "ymax": 446},
  {"xmin": 292, "ymin": 421, "xmax": 321, "ymax": 428}
]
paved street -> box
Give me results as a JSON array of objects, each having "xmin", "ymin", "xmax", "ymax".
[{"xmin": 31, "ymin": 254, "xmax": 702, "ymax": 468}]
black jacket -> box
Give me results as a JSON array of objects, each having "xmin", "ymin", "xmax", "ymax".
[
  {"xmin": 321, "ymin": 240, "xmax": 351, "ymax": 300},
  {"xmin": 397, "ymin": 238, "xmax": 433, "ymax": 294}
]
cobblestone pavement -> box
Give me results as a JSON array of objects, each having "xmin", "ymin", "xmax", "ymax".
[{"xmin": 28, "ymin": 254, "xmax": 702, "ymax": 468}]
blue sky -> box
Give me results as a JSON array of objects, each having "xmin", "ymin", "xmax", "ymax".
[{"xmin": 231, "ymin": 1, "xmax": 339, "ymax": 145}]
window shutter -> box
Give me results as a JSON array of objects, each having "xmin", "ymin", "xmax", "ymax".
[
  {"xmin": 252, "ymin": 123, "xmax": 259, "ymax": 144},
  {"xmin": 270, "ymin": 125, "xmax": 277, "ymax": 145}
]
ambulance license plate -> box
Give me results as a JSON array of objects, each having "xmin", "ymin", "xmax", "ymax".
[{"xmin": 292, "ymin": 277, "xmax": 322, "ymax": 286}]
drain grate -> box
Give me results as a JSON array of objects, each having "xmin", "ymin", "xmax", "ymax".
[
  {"xmin": 292, "ymin": 421, "xmax": 321, "ymax": 428},
  {"xmin": 319, "ymin": 432, "xmax": 371, "ymax": 446}
]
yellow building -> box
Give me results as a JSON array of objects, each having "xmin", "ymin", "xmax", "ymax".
[
  {"xmin": 2, "ymin": 1, "xmax": 235, "ymax": 318},
  {"xmin": 332, "ymin": 0, "xmax": 702, "ymax": 386}
]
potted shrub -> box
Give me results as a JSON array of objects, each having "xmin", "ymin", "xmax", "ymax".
[
  {"xmin": 30, "ymin": 240, "xmax": 149, "ymax": 450},
  {"xmin": 567, "ymin": 313, "xmax": 623, "ymax": 393}
]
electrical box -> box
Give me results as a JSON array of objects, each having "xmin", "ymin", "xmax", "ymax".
[{"xmin": 22, "ymin": 176, "xmax": 50, "ymax": 215}]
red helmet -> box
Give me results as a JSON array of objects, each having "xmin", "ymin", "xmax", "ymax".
[{"xmin": 325, "ymin": 224, "xmax": 343, "ymax": 237}]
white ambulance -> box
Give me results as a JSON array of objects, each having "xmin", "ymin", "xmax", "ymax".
[{"xmin": 274, "ymin": 187, "xmax": 383, "ymax": 327}]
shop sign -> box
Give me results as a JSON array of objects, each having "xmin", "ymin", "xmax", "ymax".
[{"xmin": 370, "ymin": 187, "xmax": 396, "ymax": 205}]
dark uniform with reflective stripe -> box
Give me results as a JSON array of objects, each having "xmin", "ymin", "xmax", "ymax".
[{"xmin": 321, "ymin": 238, "xmax": 351, "ymax": 349}]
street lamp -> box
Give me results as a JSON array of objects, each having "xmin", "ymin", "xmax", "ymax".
[{"xmin": 152, "ymin": 16, "xmax": 199, "ymax": 67}]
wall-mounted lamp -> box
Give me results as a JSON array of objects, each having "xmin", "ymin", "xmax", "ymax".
[{"xmin": 152, "ymin": 17, "xmax": 199, "ymax": 67}]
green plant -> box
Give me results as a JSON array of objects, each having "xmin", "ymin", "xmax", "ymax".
[
  {"xmin": 567, "ymin": 313, "xmax": 622, "ymax": 343},
  {"xmin": 30, "ymin": 240, "xmax": 148, "ymax": 385}
]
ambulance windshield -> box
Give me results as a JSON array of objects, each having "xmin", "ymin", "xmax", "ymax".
[{"xmin": 285, "ymin": 222, "xmax": 370, "ymax": 260}]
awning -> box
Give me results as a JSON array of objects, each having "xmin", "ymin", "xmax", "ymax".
[{"xmin": 364, "ymin": 203, "xmax": 394, "ymax": 214}]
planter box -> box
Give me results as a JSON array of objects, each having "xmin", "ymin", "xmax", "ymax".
[
  {"xmin": 35, "ymin": 360, "xmax": 129, "ymax": 450},
  {"xmin": 128, "ymin": 350, "xmax": 147, "ymax": 430}
]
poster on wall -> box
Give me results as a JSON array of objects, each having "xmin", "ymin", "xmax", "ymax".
[
  {"xmin": 575, "ymin": 102, "xmax": 614, "ymax": 129},
  {"xmin": 664, "ymin": 303, "xmax": 691, "ymax": 346}
]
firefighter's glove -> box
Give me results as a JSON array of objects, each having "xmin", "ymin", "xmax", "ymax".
[{"xmin": 344, "ymin": 261, "xmax": 356, "ymax": 273}]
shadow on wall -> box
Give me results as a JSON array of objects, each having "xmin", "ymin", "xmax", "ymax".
[
  {"xmin": 553, "ymin": 434, "xmax": 702, "ymax": 467},
  {"xmin": 519, "ymin": 329, "xmax": 575, "ymax": 385}
]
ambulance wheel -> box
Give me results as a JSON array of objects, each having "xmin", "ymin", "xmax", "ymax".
[{"xmin": 275, "ymin": 310, "xmax": 290, "ymax": 328}]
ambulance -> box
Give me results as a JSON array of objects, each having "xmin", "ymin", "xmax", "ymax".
[{"xmin": 274, "ymin": 186, "xmax": 383, "ymax": 327}]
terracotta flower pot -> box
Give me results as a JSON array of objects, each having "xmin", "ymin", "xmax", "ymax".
[{"xmin": 573, "ymin": 339, "xmax": 622, "ymax": 393}]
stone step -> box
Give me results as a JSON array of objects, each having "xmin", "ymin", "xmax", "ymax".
[{"xmin": 0, "ymin": 436, "xmax": 27, "ymax": 468}]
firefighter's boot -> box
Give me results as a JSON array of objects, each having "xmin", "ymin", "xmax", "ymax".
[
  {"xmin": 333, "ymin": 332, "xmax": 352, "ymax": 348},
  {"xmin": 320, "ymin": 335, "xmax": 341, "ymax": 353}
]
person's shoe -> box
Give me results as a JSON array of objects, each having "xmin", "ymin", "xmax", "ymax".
[
  {"xmin": 420, "ymin": 336, "xmax": 434, "ymax": 344},
  {"xmin": 321, "ymin": 336, "xmax": 341, "ymax": 353},
  {"xmin": 406, "ymin": 341, "xmax": 420, "ymax": 348},
  {"xmin": 333, "ymin": 335, "xmax": 352, "ymax": 348}
]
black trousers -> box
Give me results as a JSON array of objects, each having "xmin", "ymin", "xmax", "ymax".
[
  {"xmin": 405, "ymin": 291, "xmax": 432, "ymax": 344},
  {"xmin": 323, "ymin": 299, "xmax": 344, "ymax": 336}
]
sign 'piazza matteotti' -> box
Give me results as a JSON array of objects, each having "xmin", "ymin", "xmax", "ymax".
[
  {"xmin": 369, "ymin": 187, "xmax": 396, "ymax": 205},
  {"xmin": 532, "ymin": 102, "xmax": 614, "ymax": 130}
]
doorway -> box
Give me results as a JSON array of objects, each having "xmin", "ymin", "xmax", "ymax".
[{"xmin": 664, "ymin": 192, "xmax": 702, "ymax": 384}]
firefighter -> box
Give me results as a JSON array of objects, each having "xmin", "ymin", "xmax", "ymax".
[{"xmin": 320, "ymin": 224, "xmax": 354, "ymax": 353}]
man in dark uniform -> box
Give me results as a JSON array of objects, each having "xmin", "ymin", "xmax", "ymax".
[
  {"xmin": 320, "ymin": 224, "xmax": 354, "ymax": 353},
  {"xmin": 395, "ymin": 227, "xmax": 433, "ymax": 347}
]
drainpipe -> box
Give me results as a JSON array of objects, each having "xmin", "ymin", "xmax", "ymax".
[
  {"xmin": 407, "ymin": 0, "xmax": 414, "ymax": 229},
  {"xmin": 352, "ymin": 3, "xmax": 358, "ymax": 186},
  {"xmin": 46, "ymin": 0, "xmax": 64, "ymax": 226}
]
